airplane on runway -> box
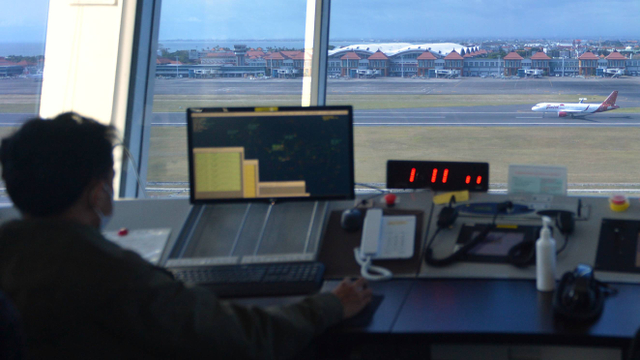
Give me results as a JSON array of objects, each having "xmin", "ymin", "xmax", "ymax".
[{"xmin": 531, "ymin": 91, "xmax": 619, "ymax": 118}]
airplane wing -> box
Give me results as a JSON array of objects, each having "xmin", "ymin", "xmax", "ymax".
[{"xmin": 561, "ymin": 109, "xmax": 588, "ymax": 113}]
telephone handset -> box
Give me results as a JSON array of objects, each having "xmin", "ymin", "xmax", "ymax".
[{"xmin": 354, "ymin": 209, "xmax": 416, "ymax": 281}]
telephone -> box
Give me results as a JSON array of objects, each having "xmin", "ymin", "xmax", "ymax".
[{"xmin": 354, "ymin": 209, "xmax": 416, "ymax": 281}]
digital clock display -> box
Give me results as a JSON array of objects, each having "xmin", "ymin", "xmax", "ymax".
[{"xmin": 386, "ymin": 160, "xmax": 489, "ymax": 192}]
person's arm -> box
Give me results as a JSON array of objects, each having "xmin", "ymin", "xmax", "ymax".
[{"xmin": 113, "ymin": 257, "xmax": 371, "ymax": 360}]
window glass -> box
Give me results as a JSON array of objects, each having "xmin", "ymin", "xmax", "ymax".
[
  {"xmin": 328, "ymin": 1, "xmax": 640, "ymax": 195},
  {"xmin": 0, "ymin": 1, "xmax": 49, "ymax": 205},
  {"xmin": 147, "ymin": 0, "xmax": 307, "ymax": 197}
]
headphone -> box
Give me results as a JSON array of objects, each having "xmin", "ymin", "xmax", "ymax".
[{"xmin": 553, "ymin": 264, "xmax": 617, "ymax": 322}]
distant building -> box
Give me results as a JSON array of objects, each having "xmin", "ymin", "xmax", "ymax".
[
  {"xmin": 154, "ymin": 42, "xmax": 640, "ymax": 79},
  {"xmin": 503, "ymin": 52, "xmax": 523, "ymax": 76},
  {"xmin": 578, "ymin": 52, "xmax": 599, "ymax": 76}
]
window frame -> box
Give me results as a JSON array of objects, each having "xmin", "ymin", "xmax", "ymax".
[{"xmin": 121, "ymin": 0, "xmax": 330, "ymax": 198}]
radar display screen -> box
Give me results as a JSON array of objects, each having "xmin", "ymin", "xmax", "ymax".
[{"xmin": 187, "ymin": 106, "xmax": 354, "ymax": 203}]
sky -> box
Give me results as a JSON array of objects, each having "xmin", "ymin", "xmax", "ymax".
[
  {"xmin": 1, "ymin": 0, "xmax": 639, "ymax": 44},
  {"xmin": 0, "ymin": 0, "xmax": 49, "ymax": 43},
  {"xmin": 158, "ymin": 0, "xmax": 640, "ymax": 41}
]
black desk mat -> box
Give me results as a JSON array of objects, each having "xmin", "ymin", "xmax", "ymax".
[
  {"xmin": 318, "ymin": 208, "xmax": 424, "ymax": 279},
  {"xmin": 595, "ymin": 218, "xmax": 640, "ymax": 274}
]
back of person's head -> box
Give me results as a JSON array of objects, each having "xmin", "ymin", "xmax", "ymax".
[{"xmin": 0, "ymin": 112, "xmax": 117, "ymax": 217}]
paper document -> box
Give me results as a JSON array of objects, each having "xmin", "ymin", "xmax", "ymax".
[
  {"xmin": 103, "ymin": 228, "xmax": 171, "ymax": 265},
  {"xmin": 508, "ymin": 165, "xmax": 567, "ymax": 195}
]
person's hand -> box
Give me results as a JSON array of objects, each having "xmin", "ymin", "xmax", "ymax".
[{"xmin": 331, "ymin": 277, "xmax": 373, "ymax": 319}]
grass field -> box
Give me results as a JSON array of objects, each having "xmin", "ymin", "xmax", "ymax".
[{"xmin": 148, "ymin": 126, "xmax": 640, "ymax": 187}]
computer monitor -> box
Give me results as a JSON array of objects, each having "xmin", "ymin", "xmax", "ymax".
[{"xmin": 186, "ymin": 106, "xmax": 354, "ymax": 204}]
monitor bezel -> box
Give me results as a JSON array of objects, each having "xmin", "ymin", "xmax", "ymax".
[{"xmin": 186, "ymin": 105, "xmax": 355, "ymax": 204}]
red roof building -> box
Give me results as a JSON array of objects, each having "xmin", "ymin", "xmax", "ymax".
[
  {"xmin": 444, "ymin": 50, "xmax": 463, "ymax": 73},
  {"xmin": 417, "ymin": 51, "xmax": 437, "ymax": 76},
  {"xmin": 443, "ymin": 50, "xmax": 463, "ymax": 60},
  {"xmin": 368, "ymin": 50, "xmax": 389, "ymax": 77},
  {"xmin": 503, "ymin": 51, "xmax": 523, "ymax": 76},
  {"xmin": 606, "ymin": 51, "xmax": 627, "ymax": 60},
  {"xmin": 606, "ymin": 51, "xmax": 627, "ymax": 69},
  {"xmin": 263, "ymin": 52, "xmax": 287, "ymax": 75},
  {"xmin": 503, "ymin": 51, "xmax": 523, "ymax": 60},
  {"xmin": 368, "ymin": 50, "xmax": 389, "ymax": 60},
  {"xmin": 246, "ymin": 50, "xmax": 266, "ymax": 58},
  {"xmin": 340, "ymin": 52, "xmax": 361, "ymax": 60},
  {"xmin": 156, "ymin": 57, "xmax": 181, "ymax": 65},
  {"xmin": 340, "ymin": 52, "xmax": 361, "ymax": 77},
  {"xmin": 578, "ymin": 52, "xmax": 599, "ymax": 76},
  {"xmin": 530, "ymin": 51, "xmax": 550, "ymax": 75}
]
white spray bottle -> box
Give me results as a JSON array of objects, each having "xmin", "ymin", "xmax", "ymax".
[{"xmin": 536, "ymin": 216, "xmax": 556, "ymax": 292}]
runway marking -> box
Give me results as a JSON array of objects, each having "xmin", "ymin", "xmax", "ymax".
[{"xmin": 516, "ymin": 116, "xmax": 543, "ymax": 118}]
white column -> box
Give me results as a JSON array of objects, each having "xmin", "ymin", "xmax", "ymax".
[{"xmin": 39, "ymin": 0, "xmax": 138, "ymax": 199}]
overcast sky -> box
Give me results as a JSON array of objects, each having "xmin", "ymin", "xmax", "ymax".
[
  {"xmin": 1, "ymin": 0, "xmax": 639, "ymax": 43},
  {"xmin": 157, "ymin": 0, "xmax": 640, "ymax": 41}
]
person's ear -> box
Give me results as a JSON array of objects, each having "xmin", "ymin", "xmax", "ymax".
[{"xmin": 88, "ymin": 181, "xmax": 108, "ymax": 210}]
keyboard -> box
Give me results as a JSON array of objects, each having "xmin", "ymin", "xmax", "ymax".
[{"xmin": 168, "ymin": 262, "xmax": 325, "ymax": 298}]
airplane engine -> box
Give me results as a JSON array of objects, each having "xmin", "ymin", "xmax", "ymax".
[{"xmin": 558, "ymin": 111, "xmax": 568, "ymax": 117}]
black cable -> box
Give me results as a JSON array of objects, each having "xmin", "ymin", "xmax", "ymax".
[
  {"xmin": 354, "ymin": 182, "xmax": 389, "ymax": 204},
  {"xmin": 354, "ymin": 183, "xmax": 387, "ymax": 193},
  {"xmin": 414, "ymin": 190, "xmax": 437, "ymax": 276},
  {"xmin": 556, "ymin": 233, "xmax": 570, "ymax": 255},
  {"xmin": 424, "ymin": 200, "xmax": 510, "ymax": 267}
]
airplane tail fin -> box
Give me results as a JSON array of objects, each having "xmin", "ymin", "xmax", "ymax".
[{"xmin": 602, "ymin": 91, "xmax": 618, "ymax": 106}]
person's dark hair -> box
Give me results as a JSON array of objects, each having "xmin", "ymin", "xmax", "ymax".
[{"xmin": 0, "ymin": 112, "xmax": 117, "ymax": 217}]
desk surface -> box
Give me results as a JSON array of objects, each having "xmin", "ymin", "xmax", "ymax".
[{"xmin": 3, "ymin": 192, "xmax": 640, "ymax": 350}]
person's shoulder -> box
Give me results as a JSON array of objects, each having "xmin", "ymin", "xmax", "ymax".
[
  {"xmin": 0, "ymin": 219, "xmax": 109, "ymax": 255},
  {"xmin": 0, "ymin": 218, "xmax": 87, "ymax": 239}
]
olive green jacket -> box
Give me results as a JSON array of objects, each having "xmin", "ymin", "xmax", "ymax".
[{"xmin": 0, "ymin": 219, "xmax": 343, "ymax": 359}]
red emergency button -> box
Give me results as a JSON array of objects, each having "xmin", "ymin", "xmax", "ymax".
[{"xmin": 384, "ymin": 193, "xmax": 397, "ymax": 206}]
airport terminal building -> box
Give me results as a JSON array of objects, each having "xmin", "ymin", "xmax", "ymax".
[{"xmin": 149, "ymin": 43, "xmax": 640, "ymax": 80}]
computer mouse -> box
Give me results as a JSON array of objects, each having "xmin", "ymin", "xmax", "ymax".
[{"xmin": 341, "ymin": 208, "xmax": 363, "ymax": 232}]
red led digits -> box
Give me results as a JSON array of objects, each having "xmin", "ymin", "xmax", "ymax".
[
  {"xmin": 431, "ymin": 168, "xmax": 438, "ymax": 183},
  {"xmin": 442, "ymin": 168, "xmax": 449, "ymax": 183},
  {"xmin": 476, "ymin": 176, "xmax": 482, "ymax": 185},
  {"xmin": 465, "ymin": 175, "xmax": 471, "ymax": 184},
  {"xmin": 409, "ymin": 168, "xmax": 416, "ymax": 183}
]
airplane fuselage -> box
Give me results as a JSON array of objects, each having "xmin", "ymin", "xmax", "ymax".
[{"xmin": 531, "ymin": 92, "xmax": 619, "ymax": 118}]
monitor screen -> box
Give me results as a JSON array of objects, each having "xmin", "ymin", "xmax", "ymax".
[{"xmin": 187, "ymin": 106, "xmax": 354, "ymax": 203}]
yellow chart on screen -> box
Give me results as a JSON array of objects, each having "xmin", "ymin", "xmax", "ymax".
[{"xmin": 193, "ymin": 147, "xmax": 310, "ymax": 200}]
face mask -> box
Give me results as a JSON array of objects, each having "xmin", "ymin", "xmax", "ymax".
[{"xmin": 94, "ymin": 184, "xmax": 114, "ymax": 231}]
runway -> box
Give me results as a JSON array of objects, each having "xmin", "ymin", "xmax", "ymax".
[
  {"xmin": 1, "ymin": 77, "xmax": 639, "ymax": 127},
  {"xmin": 3, "ymin": 108, "xmax": 640, "ymax": 128},
  {"xmin": 146, "ymin": 107, "xmax": 640, "ymax": 127}
]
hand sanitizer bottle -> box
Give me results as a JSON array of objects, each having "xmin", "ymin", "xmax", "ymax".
[{"xmin": 536, "ymin": 216, "xmax": 556, "ymax": 292}]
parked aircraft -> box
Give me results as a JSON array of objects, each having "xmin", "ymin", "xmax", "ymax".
[{"xmin": 531, "ymin": 91, "xmax": 619, "ymax": 118}]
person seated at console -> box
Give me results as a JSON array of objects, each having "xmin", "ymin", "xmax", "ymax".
[{"xmin": 0, "ymin": 112, "xmax": 372, "ymax": 359}]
